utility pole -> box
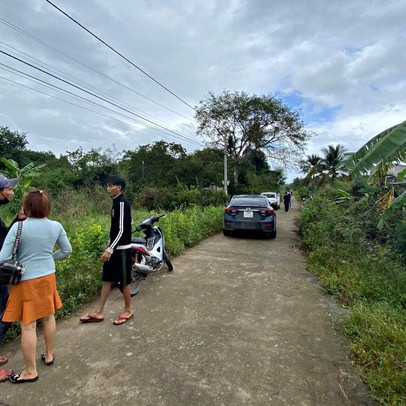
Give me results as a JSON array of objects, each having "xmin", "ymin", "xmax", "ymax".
[
  {"xmin": 142, "ymin": 160, "xmax": 145, "ymax": 179},
  {"xmin": 223, "ymin": 133, "xmax": 228, "ymax": 196}
]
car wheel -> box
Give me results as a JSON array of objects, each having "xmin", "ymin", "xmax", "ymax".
[
  {"xmin": 223, "ymin": 229, "xmax": 231, "ymax": 236},
  {"xmin": 269, "ymin": 230, "xmax": 276, "ymax": 239}
]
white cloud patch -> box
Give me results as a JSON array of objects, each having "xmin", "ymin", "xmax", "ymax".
[{"xmin": 0, "ymin": 0, "xmax": 405, "ymax": 183}]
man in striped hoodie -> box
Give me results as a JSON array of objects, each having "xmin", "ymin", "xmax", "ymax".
[{"xmin": 80, "ymin": 177, "xmax": 133, "ymax": 326}]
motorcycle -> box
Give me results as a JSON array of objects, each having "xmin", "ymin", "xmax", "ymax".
[{"xmin": 130, "ymin": 214, "xmax": 173, "ymax": 296}]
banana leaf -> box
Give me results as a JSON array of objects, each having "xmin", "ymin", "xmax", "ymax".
[
  {"xmin": 344, "ymin": 121, "xmax": 406, "ymax": 178},
  {"xmin": 377, "ymin": 189, "xmax": 406, "ymax": 229}
]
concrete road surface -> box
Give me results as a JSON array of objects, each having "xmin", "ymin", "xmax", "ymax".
[{"xmin": 1, "ymin": 201, "xmax": 374, "ymax": 405}]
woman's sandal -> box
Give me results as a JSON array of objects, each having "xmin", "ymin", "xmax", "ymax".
[
  {"xmin": 41, "ymin": 352, "xmax": 54, "ymax": 366},
  {"xmin": 9, "ymin": 372, "xmax": 38, "ymax": 384}
]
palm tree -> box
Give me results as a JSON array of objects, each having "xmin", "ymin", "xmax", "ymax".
[
  {"xmin": 299, "ymin": 154, "xmax": 323, "ymax": 186},
  {"xmin": 318, "ymin": 144, "xmax": 347, "ymax": 186}
]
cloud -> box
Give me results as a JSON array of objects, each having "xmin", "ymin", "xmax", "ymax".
[{"xmin": 0, "ymin": 0, "xmax": 405, "ymax": 182}]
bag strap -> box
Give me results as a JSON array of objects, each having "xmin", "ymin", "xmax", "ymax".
[{"xmin": 12, "ymin": 221, "xmax": 23, "ymax": 261}]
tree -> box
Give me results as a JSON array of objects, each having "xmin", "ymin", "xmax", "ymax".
[
  {"xmin": 299, "ymin": 144, "xmax": 347, "ymax": 187},
  {"xmin": 0, "ymin": 126, "xmax": 28, "ymax": 168},
  {"xmin": 319, "ymin": 144, "xmax": 347, "ymax": 186},
  {"xmin": 64, "ymin": 147, "xmax": 120, "ymax": 187},
  {"xmin": 120, "ymin": 141, "xmax": 187, "ymax": 189},
  {"xmin": 344, "ymin": 121, "xmax": 406, "ymax": 228},
  {"xmin": 299, "ymin": 154, "xmax": 323, "ymax": 186},
  {"xmin": 0, "ymin": 157, "xmax": 46, "ymax": 213},
  {"xmin": 195, "ymin": 91, "xmax": 310, "ymax": 186},
  {"xmin": 345, "ymin": 121, "xmax": 406, "ymax": 181}
]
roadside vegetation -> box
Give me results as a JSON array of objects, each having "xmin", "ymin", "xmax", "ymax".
[{"xmin": 296, "ymin": 121, "xmax": 406, "ymax": 406}]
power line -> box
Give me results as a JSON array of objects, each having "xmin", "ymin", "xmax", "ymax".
[
  {"xmin": 0, "ymin": 39, "xmax": 197, "ymax": 138},
  {"xmin": 0, "ymin": 49, "xmax": 203, "ymax": 147},
  {"xmin": 0, "ymin": 68, "xmax": 200, "ymax": 148},
  {"xmin": 0, "ymin": 18, "xmax": 195, "ymax": 123},
  {"xmin": 44, "ymin": 0, "xmax": 196, "ymax": 111}
]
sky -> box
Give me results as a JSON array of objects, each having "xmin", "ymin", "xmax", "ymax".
[{"xmin": 0, "ymin": 0, "xmax": 405, "ymax": 181}]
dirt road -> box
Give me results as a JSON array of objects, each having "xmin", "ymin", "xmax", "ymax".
[{"xmin": 1, "ymin": 201, "xmax": 374, "ymax": 405}]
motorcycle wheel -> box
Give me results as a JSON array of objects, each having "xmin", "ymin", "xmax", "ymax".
[
  {"xmin": 130, "ymin": 253, "xmax": 146, "ymax": 296},
  {"xmin": 164, "ymin": 249, "xmax": 173, "ymax": 271}
]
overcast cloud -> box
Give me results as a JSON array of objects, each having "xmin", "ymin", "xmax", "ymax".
[{"xmin": 0, "ymin": 0, "xmax": 405, "ymax": 180}]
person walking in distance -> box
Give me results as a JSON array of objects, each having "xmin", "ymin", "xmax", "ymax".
[
  {"xmin": 0, "ymin": 190, "xmax": 72, "ymax": 383},
  {"xmin": 80, "ymin": 177, "xmax": 133, "ymax": 326},
  {"xmin": 283, "ymin": 191, "xmax": 291, "ymax": 213}
]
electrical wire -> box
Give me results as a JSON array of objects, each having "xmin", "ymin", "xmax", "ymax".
[
  {"xmin": 44, "ymin": 0, "xmax": 196, "ymax": 111},
  {"xmin": 0, "ymin": 49, "xmax": 203, "ymax": 147},
  {"xmin": 0, "ymin": 63, "xmax": 202, "ymax": 148},
  {"xmin": 0, "ymin": 18, "xmax": 195, "ymax": 123},
  {"xmin": 0, "ymin": 40, "xmax": 197, "ymax": 138}
]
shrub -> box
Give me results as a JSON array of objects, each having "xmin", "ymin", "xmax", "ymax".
[{"xmin": 298, "ymin": 185, "xmax": 406, "ymax": 405}]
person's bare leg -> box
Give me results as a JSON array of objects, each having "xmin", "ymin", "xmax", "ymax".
[
  {"xmin": 94, "ymin": 282, "xmax": 112, "ymax": 317},
  {"xmin": 19, "ymin": 321, "xmax": 38, "ymax": 379},
  {"xmin": 122, "ymin": 284, "xmax": 132, "ymax": 316},
  {"xmin": 41, "ymin": 314, "xmax": 56, "ymax": 363},
  {"xmin": 113, "ymin": 284, "xmax": 133, "ymax": 325},
  {"xmin": 80, "ymin": 282, "xmax": 111, "ymax": 321}
]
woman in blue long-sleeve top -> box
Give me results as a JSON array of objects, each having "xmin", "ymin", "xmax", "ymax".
[{"xmin": 0, "ymin": 190, "xmax": 72, "ymax": 384}]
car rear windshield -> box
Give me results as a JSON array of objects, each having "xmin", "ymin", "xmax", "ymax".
[
  {"xmin": 231, "ymin": 197, "xmax": 268, "ymax": 207},
  {"xmin": 262, "ymin": 193, "xmax": 276, "ymax": 198}
]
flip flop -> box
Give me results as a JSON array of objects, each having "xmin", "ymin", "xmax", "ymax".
[
  {"xmin": 113, "ymin": 313, "xmax": 134, "ymax": 325},
  {"xmin": 79, "ymin": 314, "xmax": 104, "ymax": 323},
  {"xmin": 41, "ymin": 352, "xmax": 54, "ymax": 366},
  {"xmin": 0, "ymin": 369, "xmax": 14, "ymax": 383},
  {"xmin": 8, "ymin": 372, "xmax": 38, "ymax": 384},
  {"xmin": 0, "ymin": 356, "xmax": 8, "ymax": 366}
]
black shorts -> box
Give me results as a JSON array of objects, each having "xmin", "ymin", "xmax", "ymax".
[{"xmin": 102, "ymin": 249, "xmax": 132, "ymax": 291}]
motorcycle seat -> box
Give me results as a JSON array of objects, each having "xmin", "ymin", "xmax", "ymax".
[{"xmin": 131, "ymin": 237, "xmax": 146, "ymax": 244}]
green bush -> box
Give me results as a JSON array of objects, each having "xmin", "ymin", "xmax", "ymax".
[
  {"xmin": 133, "ymin": 185, "xmax": 227, "ymax": 211},
  {"xmin": 299, "ymin": 185, "xmax": 406, "ymax": 405}
]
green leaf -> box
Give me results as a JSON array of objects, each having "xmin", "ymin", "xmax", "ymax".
[
  {"xmin": 335, "ymin": 189, "xmax": 352, "ymax": 199},
  {"xmin": 398, "ymin": 167, "xmax": 406, "ymax": 180},
  {"xmin": 377, "ymin": 189, "xmax": 406, "ymax": 229},
  {"xmin": 345, "ymin": 121, "xmax": 406, "ymax": 179}
]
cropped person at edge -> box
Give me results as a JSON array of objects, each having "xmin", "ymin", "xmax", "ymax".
[
  {"xmin": 0, "ymin": 190, "xmax": 72, "ymax": 384},
  {"xmin": 0, "ymin": 174, "xmax": 23, "ymax": 382}
]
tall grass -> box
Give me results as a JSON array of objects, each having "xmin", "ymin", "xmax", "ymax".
[{"xmin": 298, "ymin": 190, "xmax": 406, "ymax": 405}]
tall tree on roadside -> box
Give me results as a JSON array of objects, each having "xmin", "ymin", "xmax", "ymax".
[
  {"xmin": 195, "ymin": 91, "xmax": 311, "ymax": 186},
  {"xmin": 299, "ymin": 154, "xmax": 323, "ymax": 186},
  {"xmin": 319, "ymin": 144, "xmax": 347, "ymax": 186}
]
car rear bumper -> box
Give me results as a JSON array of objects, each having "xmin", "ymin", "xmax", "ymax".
[{"xmin": 223, "ymin": 217, "xmax": 276, "ymax": 232}]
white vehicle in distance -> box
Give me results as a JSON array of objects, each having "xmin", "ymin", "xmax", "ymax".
[{"xmin": 260, "ymin": 192, "xmax": 280, "ymax": 210}]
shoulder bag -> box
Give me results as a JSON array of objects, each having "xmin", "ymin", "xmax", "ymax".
[{"xmin": 0, "ymin": 221, "xmax": 25, "ymax": 285}]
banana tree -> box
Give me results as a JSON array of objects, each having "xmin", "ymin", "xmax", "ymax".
[
  {"xmin": 344, "ymin": 121, "xmax": 406, "ymax": 227},
  {"xmin": 344, "ymin": 121, "xmax": 406, "ymax": 180},
  {"xmin": 0, "ymin": 157, "xmax": 46, "ymax": 213}
]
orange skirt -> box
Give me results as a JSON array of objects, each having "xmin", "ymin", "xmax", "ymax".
[{"xmin": 2, "ymin": 273, "xmax": 62, "ymax": 325}]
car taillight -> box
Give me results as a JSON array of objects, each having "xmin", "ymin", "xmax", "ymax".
[
  {"xmin": 224, "ymin": 207, "xmax": 237, "ymax": 215},
  {"xmin": 260, "ymin": 208, "xmax": 274, "ymax": 215}
]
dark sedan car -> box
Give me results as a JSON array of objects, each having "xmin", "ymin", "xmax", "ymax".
[{"xmin": 223, "ymin": 194, "xmax": 277, "ymax": 238}]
